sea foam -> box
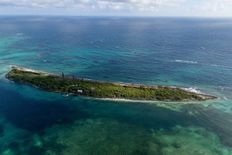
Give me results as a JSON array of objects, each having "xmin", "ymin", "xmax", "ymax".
[
  {"xmin": 182, "ymin": 87, "xmax": 202, "ymax": 94},
  {"xmin": 174, "ymin": 60, "xmax": 198, "ymax": 64}
]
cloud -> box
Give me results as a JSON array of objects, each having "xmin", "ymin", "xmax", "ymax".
[
  {"xmin": 0, "ymin": 0, "xmax": 71, "ymax": 8},
  {"xmin": 0, "ymin": 0, "xmax": 185, "ymax": 10},
  {"xmin": 0, "ymin": 0, "xmax": 231, "ymax": 16},
  {"xmin": 198, "ymin": 0, "xmax": 232, "ymax": 12}
]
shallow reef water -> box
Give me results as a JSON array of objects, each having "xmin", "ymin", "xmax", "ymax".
[{"xmin": 1, "ymin": 17, "xmax": 232, "ymax": 155}]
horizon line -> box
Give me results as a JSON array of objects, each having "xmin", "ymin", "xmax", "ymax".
[{"xmin": 0, "ymin": 14, "xmax": 232, "ymax": 19}]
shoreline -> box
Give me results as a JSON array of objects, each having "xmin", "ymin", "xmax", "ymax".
[
  {"xmin": 10, "ymin": 65, "xmax": 53, "ymax": 76},
  {"xmin": 6, "ymin": 65, "xmax": 217, "ymax": 102},
  {"xmin": 93, "ymin": 97, "xmax": 213, "ymax": 104},
  {"xmin": 8, "ymin": 65, "xmax": 210, "ymax": 94}
]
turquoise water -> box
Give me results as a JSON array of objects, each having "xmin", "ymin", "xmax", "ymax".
[{"xmin": 1, "ymin": 16, "xmax": 232, "ymax": 155}]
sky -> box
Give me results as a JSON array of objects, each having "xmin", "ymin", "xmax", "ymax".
[{"xmin": 0, "ymin": 0, "xmax": 232, "ymax": 17}]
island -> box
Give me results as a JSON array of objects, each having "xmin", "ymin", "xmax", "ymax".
[{"xmin": 6, "ymin": 66, "xmax": 216, "ymax": 102}]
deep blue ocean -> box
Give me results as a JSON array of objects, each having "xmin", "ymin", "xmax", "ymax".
[{"xmin": 1, "ymin": 16, "xmax": 232, "ymax": 155}]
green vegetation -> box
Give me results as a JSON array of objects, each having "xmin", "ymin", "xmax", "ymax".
[{"xmin": 6, "ymin": 67, "xmax": 216, "ymax": 101}]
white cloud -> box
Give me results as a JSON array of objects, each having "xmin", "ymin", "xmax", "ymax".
[
  {"xmin": 199, "ymin": 0, "xmax": 232, "ymax": 12},
  {"xmin": 0, "ymin": 0, "xmax": 231, "ymax": 16},
  {"xmin": 0, "ymin": 0, "xmax": 185, "ymax": 10}
]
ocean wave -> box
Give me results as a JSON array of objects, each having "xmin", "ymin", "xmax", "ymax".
[
  {"xmin": 182, "ymin": 87, "xmax": 202, "ymax": 94},
  {"xmin": 209, "ymin": 64, "xmax": 232, "ymax": 70},
  {"xmin": 174, "ymin": 60, "xmax": 198, "ymax": 64},
  {"xmin": 174, "ymin": 59, "xmax": 232, "ymax": 70}
]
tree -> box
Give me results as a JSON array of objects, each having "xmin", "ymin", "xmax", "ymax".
[{"xmin": 62, "ymin": 72, "xmax": 64, "ymax": 78}]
